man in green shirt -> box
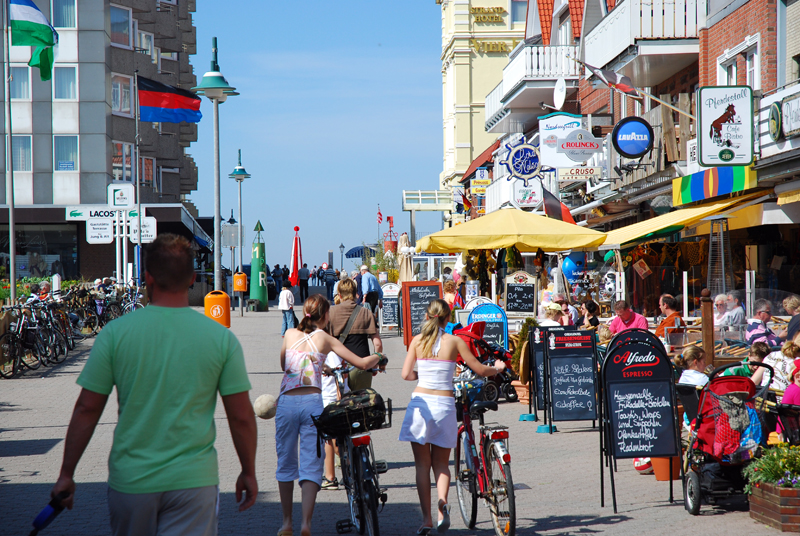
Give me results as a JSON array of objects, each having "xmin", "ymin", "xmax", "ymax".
[{"xmin": 51, "ymin": 234, "xmax": 257, "ymax": 536}]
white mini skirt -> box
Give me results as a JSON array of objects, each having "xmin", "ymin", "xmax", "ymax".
[{"xmin": 398, "ymin": 392, "xmax": 457, "ymax": 449}]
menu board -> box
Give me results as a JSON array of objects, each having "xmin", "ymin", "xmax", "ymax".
[
  {"xmin": 468, "ymin": 303, "xmax": 509, "ymax": 349},
  {"xmin": 380, "ymin": 283, "xmax": 401, "ymax": 329},
  {"xmin": 401, "ymin": 281, "xmax": 443, "ymax": 346},
  {"xmin": 546, "ymin": 330, "xmax": 597, "ymax": 422},
  {"xmin": 606, "ymin": 381, "xmax": 676, "ymax": 458},
  {"xmin": 602, "ymin": 340, "xmax": 678, "ymax": 459},
  {"xmin": 505, "ymin": 284, "xmax": 536, "ymax": 315},
  {"xmin": 529, "ymin": 325, "xmax": 575, "ymax": 411}
]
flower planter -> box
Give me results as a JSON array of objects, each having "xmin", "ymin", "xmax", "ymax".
[
  {"xmin": 651, "ymin": 457, "xmax": 680, "ymax": 481},
  {"xmin": 511, "ymin": 380, "xmax": 529, "ymax": 404},
  {"xmin": 749, "ymin": 482, "xmax": 800, "ymax": 532}
]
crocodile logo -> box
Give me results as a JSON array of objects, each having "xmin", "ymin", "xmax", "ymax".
[{"xmin": 70, "ymin": 210, "xmax": 83, "ymax": 217}]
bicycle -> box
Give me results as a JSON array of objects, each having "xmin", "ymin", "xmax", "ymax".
[
  {"xmin": 315, "ymin": 358, "xmax": 391, "ymax": 536},
  {"xmin": 0, "ymin": 305, "xmax": 49, "ymax": 378},
  {"xmin": 453, "ymin": 372, "xmax": 516, "ymax": 536}
]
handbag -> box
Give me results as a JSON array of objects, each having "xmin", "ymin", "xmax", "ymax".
[{"xmin": 292, "ymin": 311, "xmax": 299, "ymax": 328}]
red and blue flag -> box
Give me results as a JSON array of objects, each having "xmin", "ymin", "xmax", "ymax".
[{"xmin": 137, "ymin": 77, "xmax": 202, "ymax": 123}]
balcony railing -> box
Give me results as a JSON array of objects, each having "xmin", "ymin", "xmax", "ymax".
[
  {"xmin": 485, "ymin": 82, "xmax": 504, "ymax": 125},
  {"xmin": 503, "ymin": 44, "xmax": 580, "ymax": 95},
  {"xmin": 585, "ymin": 0, "xmax": 706, "ymax": 69}
]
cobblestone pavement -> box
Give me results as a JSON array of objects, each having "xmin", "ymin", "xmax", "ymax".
[{"xmin": 0, "ymin": 290, "xmax": 780, "ymax": 535}]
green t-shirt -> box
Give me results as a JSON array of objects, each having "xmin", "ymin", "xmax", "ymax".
[
  {"xmin": 77, "ymin": 306, "xmax": 251, "ymax": 494},
  {"xmin": 722, "ymin": 360, "xmax": 755, "ymax": 378}
]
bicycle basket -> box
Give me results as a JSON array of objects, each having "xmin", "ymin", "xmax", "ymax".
[{"xmin": 313, "ymin": 388, "xmax": 386, "ymax": 437}]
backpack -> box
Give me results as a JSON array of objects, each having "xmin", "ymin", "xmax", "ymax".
[{"xmin": 313, "ymin": 388, "xmax": 386, "ymax": 438}]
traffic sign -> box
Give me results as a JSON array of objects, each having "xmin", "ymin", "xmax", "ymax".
[
  {"xmin": 130, "ymin": 216, "xmax": 157, "ymax": 244},
  {"xmin": 86, "ymin": 219, "xmax": 114, "ymax": 244}
]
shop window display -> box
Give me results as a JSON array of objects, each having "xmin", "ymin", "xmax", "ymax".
[{"xmin": 0, "ymin": 225, "xmax": 78, "ymax": 279}]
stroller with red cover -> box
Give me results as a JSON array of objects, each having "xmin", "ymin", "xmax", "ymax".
[
  {"xmin": 452, "ymin": 321, "xmax": 518, "ymax": 402},
  {"xmin": 682, "ymin": 361, "xmax": 774, "ymax": 515}
]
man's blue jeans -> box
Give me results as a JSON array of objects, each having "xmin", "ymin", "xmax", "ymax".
[{"xmin": 326, "ymin": 281, "xmax": 335, "ymax": 301}]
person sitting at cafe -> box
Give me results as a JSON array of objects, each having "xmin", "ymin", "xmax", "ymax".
[
  {"xmin": 539, "ymin": 302, "xmax": 564, "ymax": 327},
  {"xmin": 747, "ymin": 299, "xmax": 782, "ymax": 347},
  {"xmin": 655, "ymin": 294, "xmax": 685, "ymax": 340},
  {"xmin": 608, "ymin": 300, "xmax": 648, "ymax": 334},
  {"xmin": 723, "ymin": 341, "xmax": 769, "ymax": 378},
  {"xmin": 675, "ymin": 345, "xmax": 709, "ymax": 387},
  {"xmin": 713, "ymin": 294, "xmax": 729, "ymax": 325},
  {"xmin": 780, "ymin": 295, "xmax": 800, "ymax": 341},
  {"xmin": 578, "ymin": 300, "xmax": 600, "ymax": 329},
  {"xmin": 554, "ymin": 293, "xmax": 579, "ymax": 325},
  {"xmin": 725, "ymin": 290, "xmax": 746, "ymax": 327}
]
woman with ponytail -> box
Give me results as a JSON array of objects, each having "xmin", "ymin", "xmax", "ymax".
[
  {"xmin": 276, "ymin": 294, "xmax": 383, "ymax": 536},
  {"xmin": 399, "ymin": 299, "xmax": 506, "ymax": 535}
]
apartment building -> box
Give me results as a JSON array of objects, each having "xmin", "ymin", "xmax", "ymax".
[{"xmin": 0, "ymin": 0, "xmax": 207, "ymax": 280}]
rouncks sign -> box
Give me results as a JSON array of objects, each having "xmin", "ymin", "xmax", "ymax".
[{"xmin": 612, "ymin": 116, "xmax": 654, "ymax": 159}]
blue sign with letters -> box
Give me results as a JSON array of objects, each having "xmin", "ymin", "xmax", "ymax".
[
  {"xmin": 468, "ymin": 303, "xmax": 509, "ymax": 349},
  {"xmin": 612, "ymin": 116, "xmax": 654, "ymax": 159},
  {"xmin": 499, "ymin": 136, "xmax": 541, "ymax": 187}
]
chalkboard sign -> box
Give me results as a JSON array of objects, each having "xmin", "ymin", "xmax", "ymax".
[
  {"xmin": 529, "ymin": 325, "xmax": 575, "ymax": 412},
  {"xmin": 505, "ymin": 284, "xmax": 536, "ymax": 315},
  {"xmin": 380, "ymin": 283, "xmax": 401, "ymax": 330},
  {"xmin": 602, "ymin": 340, "xmax": 678, "ymax": 459},
  {"xmin": 546, "ymin": 330, "xmax": 598, "ymax": 422},
  {"xmin": 468, "ymin": 303, "xmax": 508, "ymax": 349},
  {"xmin": 401, "ymin": 281, "xmax": 443, "ymax": 346}
]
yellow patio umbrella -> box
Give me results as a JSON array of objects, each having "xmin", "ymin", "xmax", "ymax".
[{"xmin": 416, "ymin": 208, "xmax": 607, "ymax": 253}]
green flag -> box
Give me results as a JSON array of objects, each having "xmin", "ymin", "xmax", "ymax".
[{"xmin": 9, "ymin": 0, "xmax": 59, "ymax": 81}]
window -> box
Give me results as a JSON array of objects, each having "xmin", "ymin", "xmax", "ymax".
[
  {"xmin": 161, "ymin": 51, "xmax": 178, "ymax": 61},
  {"xmin": 52, "ymin": 0, "xmax": 76, "ymax": 28},
  {"xmin": 140, "ymin": 156, "xmax": 155, "ymax": 186},
  {"xmin": 10, "ymin": 66, "xmax": 29, "ymax": 99},
  {"xmin": 137, "ymin": 30, "xmax": 156, "ymax": 64},
  {"xmin": 11, "ymin": 136, "xmax": 32, "ymax": 172},
  {"xmin": 720, "ymin": 61, "xmax": 737, "ymax": 85},
  {"xmin": 558, "ymin": 18, "xmax": 571, "ymax": 45},
  {"xmin": 112, "ymin": 141, "xmax": 133, "ymax": 181},
  {"xmin": 53, "ymin": 66, "xmax": 77, "ymax": 99},
  {"xmin": 511, "ymin": 0, "xmax": 527, "ymax": 22},
  {"xmin": 746, "ymin": 48, "xmax": 759, "ymax": 89},
  {"xmin": 112, "ymin": 74, "xmax": 132, "ymax": 115},
  {"xmin": 110, "ymin": 5, "xmax": 131, "ymax": 48},
  {"xmin": 53, "ymin": 136, "xmax": 78, "ymax": 171}
]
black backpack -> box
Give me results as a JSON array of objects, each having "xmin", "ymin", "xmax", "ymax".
[{"xmin": 313, "ymin": 388, "xmax": 386, "ymax": 438}]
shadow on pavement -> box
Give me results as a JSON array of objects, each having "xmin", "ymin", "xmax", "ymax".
[
  {"xmin": 0, "ymin": 438, "xmax": 63, "ymax": 457},
  {"xmin": 525, "ymin": 513, "xmax": 631, "ymax": 534}
]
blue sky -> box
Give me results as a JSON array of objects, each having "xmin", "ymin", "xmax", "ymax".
[{"xmin": 190, "ymin": 1, "xmax": 444, "ymax": 271}]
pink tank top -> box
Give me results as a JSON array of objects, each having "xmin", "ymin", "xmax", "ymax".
[{"xmin": 280, "ymin": 329, "xmax": 326, "ymax": 396}]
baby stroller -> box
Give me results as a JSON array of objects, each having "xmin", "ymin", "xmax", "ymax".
[
  {"xmin": 682, "ymin": 361, "xmax": 774, "ymax": 515},
  {"xmin": 452, "ymin": 321, "xmax": 517, "ymax": 403}
]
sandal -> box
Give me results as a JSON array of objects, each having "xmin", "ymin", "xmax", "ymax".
[
  {"xmin": 437, "ymin": 504, "xmax": 450, "ymax": 534},
  {"xmin": 416, "ymin": 527, "xmax": 432, "ymax": 535}
]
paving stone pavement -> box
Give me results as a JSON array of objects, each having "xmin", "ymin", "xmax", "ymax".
[{"xmin": 0, "ymin": 290, "xmax": 781, "ymax": 535}]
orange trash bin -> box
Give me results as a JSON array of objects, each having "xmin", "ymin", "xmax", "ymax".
[
  {"xmin": 233, "ymin": 272, "xmax": 248, "ymax": 292},
  {"xmin": 205, "ymin": 290, "xmax": 231, "ymax": 328}
]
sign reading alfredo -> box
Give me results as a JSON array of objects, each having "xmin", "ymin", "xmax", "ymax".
[
  {"xmin": 698, "ymin": 86, "xmax": 754, "ymax": 166},
  {"xmin": 601, "ymin": 329, "xmax": 679, "ymax": 460}
]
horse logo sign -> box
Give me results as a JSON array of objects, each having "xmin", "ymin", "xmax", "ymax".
[{"xmin": 698, "ymin": 86, "xmax": 753, "ymax": 167}]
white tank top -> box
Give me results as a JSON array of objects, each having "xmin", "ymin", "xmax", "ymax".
[{"xmin": 417, "ymin": 329, "xmax": 456, "ymax": 391}]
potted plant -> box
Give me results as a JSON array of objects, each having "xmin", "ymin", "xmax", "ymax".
[
  {"xmin": 510, "ymin": 317, "xmax": 538, "ymax": 403},
  {"xmin": 744, "ymin": 444, "xmax": 800, "ymax": 532}
]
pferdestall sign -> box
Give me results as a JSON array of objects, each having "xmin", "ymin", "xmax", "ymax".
[
  {"xmin": 500, "ymin": 136, "xmax": 541, "ymax": 187},
  {"xmin": 698, "ymin": 86, "xmax": 754, "ymax": 166},
  {"xmin": 612, "ymin": 117, "xmax": 654, "ymax": 159}
]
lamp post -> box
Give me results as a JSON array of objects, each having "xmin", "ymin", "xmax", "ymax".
[
  {"xmin": 227, "ymin": 210, "xmax": 237, "ymax": 297},
  {"xmin": 229, "ymin": 150, "xmax": 251, "ymax": 317},
  {"xmin": 339, "ymin": 243, "xmax": 345, "ymax": 271},
  {"xmin": 192, "ymin": 37, "xmax": 238, "ymax": 292}
]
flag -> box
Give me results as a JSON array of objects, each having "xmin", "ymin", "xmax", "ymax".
[
  {"xmin": 542, "ymin": 188, "xmax": 576, "ymax": 224},
  {"xmin": 10, "ymin": 0, "xmax": 58, "ymax": 81},
  {"xmin": 568, "ymin": 55, "xmax": 641, "ymax": 99},
  {"xmin": 289, "ymin": 226, "xmax": 302, "ymax": 286},
  {"xmin": 137, "ymin": 77, "xmax": 202, "ymax": 123},
  {"xmin": 377, "ymin": 206, "xmax": 383, "ymax": 225},
  {"xmin": 462, "ymin": 193, "xmax": 473, "ymax": 212}
]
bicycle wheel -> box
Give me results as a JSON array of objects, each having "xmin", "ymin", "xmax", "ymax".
[
  {"xmin": 486, "ymin": 441, "xmax": 516, "ymax": 536},
  {"xmin": 0, "ymin": 334, "xmax": 20, "ymax": 378},
  {"xmin": 33, "ymin": 330, "xmax": 52, "ymax": 367},
  {"xmin": 454, "ymin": 429, "xmax": 478, "ymax": 529},
  {"xmin": 49, "ymin": 328, "xmax": 68, "ymax": 365},
  {"xmin": 361, "ymin": 476, "xmax": 381, "ymax": 536},
  {"xmin": 341, "ymin": 443, "xmax": 364, "ymax": 534},
  {"xmin": 107, "ymin": 304, "xmax": 123, "ymax": 321},
  {"xmin": 80, "ymin": 310, "xmax": 100, "ymax": 336}
]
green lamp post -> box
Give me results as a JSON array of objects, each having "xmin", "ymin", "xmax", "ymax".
[{"xmin": 192, "ymin": 37, "xmax": 239, "ymax": 292}]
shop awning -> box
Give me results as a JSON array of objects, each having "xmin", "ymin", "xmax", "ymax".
[
  {"xmin": 601, "ymin": 191, "xmax": 765, "ymax": 249},
  {"xmin": 460, "ymin": 139, "xmax": 501, "ymax": 184},
  {"xmin": 416, "ymin": 207, "xmax": 607, "ymax": 253}
]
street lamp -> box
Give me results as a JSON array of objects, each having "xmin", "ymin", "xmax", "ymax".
[
  {"xmin": 226, "ymin": 210, "xmax": 237, "ymax": 302},
  {"xmin": 192, "ymin": 37, "xmax": 239, "ymax": 292},
  {"xmin": 339, "ymin": 243, "xmax": 345, "ymax": 271},
  {"xmin": 228, "ymin": 149, "xmax": 250, "ymax": 273}
]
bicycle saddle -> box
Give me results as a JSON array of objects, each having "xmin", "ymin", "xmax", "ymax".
[{"xmin": 469, "ymin": 401, "xmax": 498, "ymax": 414}]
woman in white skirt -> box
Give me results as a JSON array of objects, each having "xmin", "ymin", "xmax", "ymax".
[{"xmin": 399, "ymin": 299, "xmax": 506, "ymax": 535}]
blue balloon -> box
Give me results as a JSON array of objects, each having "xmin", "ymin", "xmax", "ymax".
[{"xmin": 562, "ymin": 257, "xmax": 578, "ymax": 283}]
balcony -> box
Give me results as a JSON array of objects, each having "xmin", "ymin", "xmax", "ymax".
[
  {"xmin": 583, "ymin": 0, "xmax": 705, "ymax": 87},
  {"xmin": 485, "ymin": 44, "xmax": 580, "ymax": 134}
]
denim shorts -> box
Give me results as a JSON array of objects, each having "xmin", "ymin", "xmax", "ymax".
[{"xmin": 275, "ymin": 393, "xmax": 324, "ymax": 486}]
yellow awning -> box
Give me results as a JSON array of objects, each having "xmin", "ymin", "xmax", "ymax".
[
  {"xmin": 602, "ymin": 191, "xmax": 765, "ymax": 249},
  {"xmin": 416, "ymin": 208, "xmax": 607, "ymax": 253},
  {"xmin": 777, "ymin": 188, "xmax": 800, "ymax": 205}
]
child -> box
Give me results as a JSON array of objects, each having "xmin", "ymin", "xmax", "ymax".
[
  {"xmin": 723, "ymin": 341, "xmax": 769, "ymax": 377},
  {"xmin": 278, "ymin": 280, "xmax": 295, "ymax": 337}
]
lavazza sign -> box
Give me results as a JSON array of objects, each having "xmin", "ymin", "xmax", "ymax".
[{"xmin": 698, "ymin": 86, "xmax": 754, "ymax": 166}]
